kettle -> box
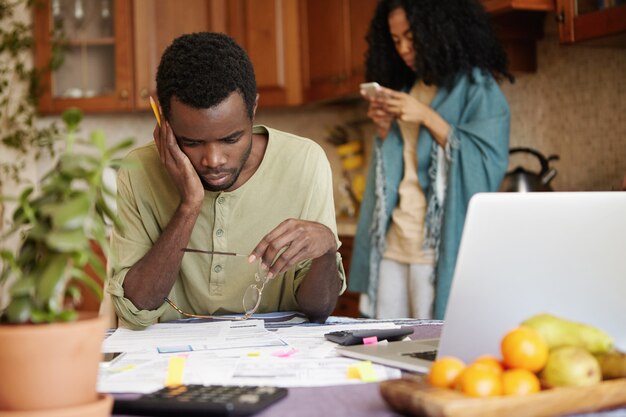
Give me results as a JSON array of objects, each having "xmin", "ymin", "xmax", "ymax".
[{"xmin": 500, "ymin": 147, "xmax": 559, "ymax": 192}]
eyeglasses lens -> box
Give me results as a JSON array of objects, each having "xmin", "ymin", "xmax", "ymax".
[{"xmin": 242, "ymin": 261, "xmax": 268, "ymax": 315}]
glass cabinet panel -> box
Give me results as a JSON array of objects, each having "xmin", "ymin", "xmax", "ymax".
[
  {"xmin": 575, "ymin": 0, "xmax": 625, "ymax": 15},
  {"xmin": 50, "ymin": 0, "xmax": 116, "ymax": 99}
]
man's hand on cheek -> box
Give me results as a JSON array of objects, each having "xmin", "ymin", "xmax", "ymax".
[
  {"xmin": 249, "ymin": 219, "xmax": 337, "ymax": 279},
  {"xmin": 153, "ymin": 120, "xmax": 204, "ymax": 211}
]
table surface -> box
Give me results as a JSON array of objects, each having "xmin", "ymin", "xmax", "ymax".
[{"xmin": 111, "ymin": 320, "xmax": 626, "ymax": 417}]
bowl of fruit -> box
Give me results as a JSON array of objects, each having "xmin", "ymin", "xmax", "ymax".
[{"xmin": 380, "ymin": 314, "xmax": 626, "ymax": 417}]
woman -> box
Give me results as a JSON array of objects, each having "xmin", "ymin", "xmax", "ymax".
[{"xmin": 349, "ymin": 0, "xmax": 513, "ymax": 319}]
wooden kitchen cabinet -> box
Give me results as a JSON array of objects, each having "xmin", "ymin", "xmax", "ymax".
[
  {"xmin": 333, "ymin": 235, "xmax": 360, "ymax": 318},
  {"xmin": 226, "ymin": 0, "xmax": 305, "ymax": 108},
  {"xmin": 33, "ymin": 0, "xmax": 381, "ymax": 113},
  {"xmin": 555, "ymin": 0, "xmax": 626, "ymax": 43},
  {"xmin": 302, "ymin": 0, "xmax": 378, "ymax": 102},
  {"xmin": 132, "ymin": 0, "xmax": 220, "ymax": 111},
  {"xmin": 33, "ymin": 0, "xmax": 134, "ymax": 113}
]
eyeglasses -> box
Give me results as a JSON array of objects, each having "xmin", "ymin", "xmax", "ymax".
[{"xmin": 163, "ymin": 248, "xmax": 270, "ymax": 320}]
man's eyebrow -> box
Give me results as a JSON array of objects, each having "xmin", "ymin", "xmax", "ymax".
[{"xmin": 176, "ymin": 130, "xmax": 244, "ymax": 142}]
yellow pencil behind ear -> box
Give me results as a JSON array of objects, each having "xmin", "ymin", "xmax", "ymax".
[{"xmin": 149, "ymin": 96, "xmax": 162, "ymax": 127}]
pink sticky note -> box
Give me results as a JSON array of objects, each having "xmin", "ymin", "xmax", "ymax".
[
  {"xmin": 271, "ymin": 348, "xmax": 298, "ymax": 358},
  {"xmin": 363, "ymin": 336, "xmax": 378, "ymax": 345}
]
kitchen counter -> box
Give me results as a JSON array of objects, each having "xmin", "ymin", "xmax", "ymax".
[{"xmin": 336, "ymin": 217, "xmax": 357, "ymax": 237}]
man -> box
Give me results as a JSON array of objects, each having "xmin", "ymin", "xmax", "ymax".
[{"xmin": 107, "ymin": 32, "xmax": 344, "ymax": 329}]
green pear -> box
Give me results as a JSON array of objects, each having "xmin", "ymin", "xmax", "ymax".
[
  {"xmin": 540, "ymin": 346, "xmax": 602, "ymax": 388},
  {"xmin": 522, "ymin": 314, "xmax": 613, "ymax": 354},
  {"xmin": 595, "ymin": 350, "xmax": 626, "ymax": 380}
]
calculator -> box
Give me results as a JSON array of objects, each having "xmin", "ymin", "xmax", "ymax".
[
  {"xmin": 113, "ymin": 384, "xmax": 288, "ymax": 416},
  {"xmin": 324, "ymin": 327, "xmax": 414, "ymax": 346}
]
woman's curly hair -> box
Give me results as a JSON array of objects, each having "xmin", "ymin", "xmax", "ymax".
[{"xmin": 365, "ymin": 0, "xmax": 514, "ymax": 90}]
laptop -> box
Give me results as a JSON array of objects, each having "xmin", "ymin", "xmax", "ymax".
[{"xmin": 337, "ymin": 192, "xmax": 626, "ymax": 372}]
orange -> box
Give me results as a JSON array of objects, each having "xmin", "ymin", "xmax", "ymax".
[
  {"xmin": 472, "ymin": 355, "xmax": 504, "ymax": 375},
  {"xmin": 501, "ymin": 326, "xmax": 548, "ymax": 372},
  {"xmin": 502, "ymin": 369, "xmax": 541, "ymax": 396},
  {"xmin": 456, "ymin": 363, "xmax": 503, "ymax": 397},
  {"xmin": 427, "ymin": 356, "xmax": 466, "ymax": 388}
]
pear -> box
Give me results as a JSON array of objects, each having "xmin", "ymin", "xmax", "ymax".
[
  {"xmin": 595, "ymin": 350, "xmax": 626, "ymax": 380},
  {"xmin": 522, "ymin": 313, "xmax": 613, "ymax": 354},
  {"xmin": 540, "ymin": 346, "xmax": 601, "ymax": 388}
]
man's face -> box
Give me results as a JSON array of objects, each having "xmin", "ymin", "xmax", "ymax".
[{"xmin": 168, "ymin": 92, "xmax": 255, "ymax": 192}]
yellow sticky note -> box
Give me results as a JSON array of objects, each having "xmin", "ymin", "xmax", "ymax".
[
  {"xmin": 346, "ymin": 364, "xmax": 360, "ymax": 379},
  {"xmin": 149, "ymin": 96, "xmax": 161, "ymax": 127},
  {"xmin": 165, "ymin": 356, "xmax": 186, "ymax": 387},
  {"xmin": 356, "ymin": 360, "xmax": 378, "ymax": 383},
  {"xmin": 110, "ymin": 364, "xmax": 136, "ymax": 373}
]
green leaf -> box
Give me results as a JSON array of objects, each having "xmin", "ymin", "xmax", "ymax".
[
  {"xmin": 105, "ymin": 138, "xmax": 135, "ymax": 157},
  {"xmin": 30, "ymin": 308, "xmax": 51, "ymax": 324},
  {"xmin": 35, "ymin": 254, "xmax": 68, "ymax": 307},
  {"xmin": 70, "ymin": 268, "xmax": 103, "ymax": 301},
  {"xmin": 62, "ymin": 107, "xmax": 83, "ymax": 132},
  {"xmin": 66, "ymin": 284, "xmax": 82, "ymax": 304},
  {"xmin": 86, "ymin": 249, "xmax": 106, "ymax": 281},
  {"xmin": 45, "ymin": 229, "xmax": 88, "ymax": 252},
  {"xmin": 90, "ymin": 129, "xmax": 106, "ymax": 151},
  {"xmin": 4, "ymin": 297, "xmax": 32, "ymax": 323},
  {"xmin": 9, "ymin": 275, "xmax": 35, "ymax": 297},
  {"xmin": 40, "ymin": 194, "xmax": 90, "ymax": 230},
  {"xmin": 55, "ymin": 310, "xmax": 77, "ymax": 322}
]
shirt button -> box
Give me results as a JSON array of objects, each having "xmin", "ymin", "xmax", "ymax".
[
  {"xmin": 214, "ymin": 265, "xmax": 222, "ymax": 273},
  {"xmin": 216, "ymin": 229, "xmax": 224, "ymax": 237},
  {"xmin": 217, "ymin": 196, "xmax": 226, "ymax": 204}
]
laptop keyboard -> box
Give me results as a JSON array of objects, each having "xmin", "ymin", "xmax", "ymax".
[{"xmin": 402, "ymin": 350, "xmax": 438, "ymax": 361}]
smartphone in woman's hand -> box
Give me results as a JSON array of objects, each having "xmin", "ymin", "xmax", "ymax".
[{"xmin": 360, "ymin": 82, "xmax": 386, "ymax": 99}]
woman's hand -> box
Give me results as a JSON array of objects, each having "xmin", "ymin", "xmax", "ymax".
[
  {"xmin": 378, "ymin": 87, "xmax": 428, "ymax": 125},
  {"xmin": 361, "ymin": 89, "xmax": 394, "ymax": 139},
  {"xmin": 153, "ymin": 117, "xmax": 204, "ymax": 213},
  {"xmin": 377, "ymin": 86, "xmax": 451, "ymax": 148}
]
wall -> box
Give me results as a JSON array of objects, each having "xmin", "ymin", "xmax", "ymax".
[{"xmin": 500, "ymin": 16, "xmax": 626, "ymax": 191}]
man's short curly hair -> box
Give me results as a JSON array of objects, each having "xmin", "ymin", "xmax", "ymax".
[{"xmin": 156, "ymin": 32, "xmax": 257, "ymax": 120}]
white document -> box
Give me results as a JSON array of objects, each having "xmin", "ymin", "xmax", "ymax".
[
  {"xmin": 102, "ymin": 319, "xmax": 285, "ymax": 353},
  {"xmin": 98, "ymin": 320, "xmax": 405, "ymax": 393}
]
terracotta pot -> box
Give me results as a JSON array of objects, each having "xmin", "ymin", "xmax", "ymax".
[
  {"xmin": 0, "ymin": 313, "xmax": 106, "ymax": 411},
  {"xmin": 0, "ymin": 394, "xmax": 112, "ymax": 417}
]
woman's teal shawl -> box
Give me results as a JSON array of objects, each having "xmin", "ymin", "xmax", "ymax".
[{"xmin": 348, "ymin": 69, "xmax": 510, "ymax": 319}]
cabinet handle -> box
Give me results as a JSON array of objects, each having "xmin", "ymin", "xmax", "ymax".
[
  {"xmin": 140, "ymin": 88, "xmax": 149, "ymax": 99},
  {"xmin": 555, "ymin": 11, "xmax": 564, "ymax": 23},
  {"xmin": 119, "ymin": 89, "xmax": 129, "ymax": 100}
]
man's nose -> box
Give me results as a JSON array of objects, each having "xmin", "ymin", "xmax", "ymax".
[{"xmin": 201, "ymin": 144, "xmax": 227, "ymax": 168}]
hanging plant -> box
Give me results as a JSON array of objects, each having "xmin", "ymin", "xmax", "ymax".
[{"xmin": 0, "ymin": 0, "xmax": 65, "ymax": 190}]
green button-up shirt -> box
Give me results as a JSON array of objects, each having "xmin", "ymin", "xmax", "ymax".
[{"xmin": 108, "ymin": 126, "xmax": 345, "ymax": 328}]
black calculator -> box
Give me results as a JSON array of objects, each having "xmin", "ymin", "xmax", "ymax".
[
  {"xmin": 113, "ymin": 384, "xmax": 288, "ymax": 417},
  {"xmin": 324, "ymin": 326, "xmax": 414, "ymax": 346}
]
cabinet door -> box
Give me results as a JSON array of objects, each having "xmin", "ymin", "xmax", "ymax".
[
  {"xmin": 133, "ymin": 0, "xmax": 218, "ymax": 110},
  {"xmin": 555, "ymin": 0, "xmax": 626, "ymax": 43},
  {"xmin": 303, "ymin": 0, "xmax": 377, "ymax": 101},
  {"xmin": 226, "ymin": 0, "xmax": 304, "ymax": 108},
  {"xmin": 33, "ymin": 0, "xmax": 134, "ymax": 113}
]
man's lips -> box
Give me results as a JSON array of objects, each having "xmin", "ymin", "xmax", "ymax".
[{"xmin": 203, "ymin": 172, "xmax": 230, "ymax": 184}]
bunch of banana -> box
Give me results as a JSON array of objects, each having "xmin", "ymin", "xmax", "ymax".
[{"xmin": 522, "ymin": 313, "xmax": 626, "ymax": 387}]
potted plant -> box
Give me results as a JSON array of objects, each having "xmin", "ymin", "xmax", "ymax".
[{"xmin": 0, "ymin": 108, "xmax": 133, "ymax": 415}]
